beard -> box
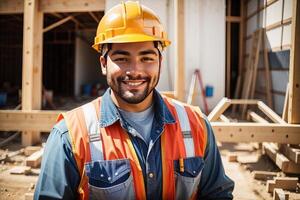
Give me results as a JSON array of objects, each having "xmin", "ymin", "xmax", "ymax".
[
  {"xmin": 108, "ymin": 72, "xmax": 159, "ymax": 104},
  {"xmin": 117, "ymin": 74, "xmax": 155, "ymax": 104}
]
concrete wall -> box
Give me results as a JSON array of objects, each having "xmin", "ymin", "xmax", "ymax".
[
  {"xmin": 245, "ymin": 0, "xmax": 292, "ymax": 114},
  {"xmin": 105, "ymin": 0, "xmax": 226, "ymax": 111}
]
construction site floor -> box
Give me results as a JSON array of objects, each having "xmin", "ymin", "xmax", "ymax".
[{"xmin": 0, "ymin": 138, "xmax": 299, "ymax": 200}]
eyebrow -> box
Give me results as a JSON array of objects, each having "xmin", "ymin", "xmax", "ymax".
[
  {"xmin": 110, "ymin": 49, "xmax": 158, "ymax": 56},
  {"xmin": 111, "ymin": 50, "xmax": 130, "ymax": 56},
  {"xmin": 139, "ymin": 49, "xmax": 158, "ymax": 56}
]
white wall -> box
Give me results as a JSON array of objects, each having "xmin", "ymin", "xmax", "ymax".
[
  {"xmin": 74, "ymin": 34, "xmax": 102, "ymax": 96},
  {"xmin": 105, "ymin": 0, "xmax": 226, "ymax": 110},
  {"xmin": 245, "ymin": 0, "xmax": 292, "ymax": 114}
]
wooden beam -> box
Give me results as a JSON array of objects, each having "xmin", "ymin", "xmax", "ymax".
[
  {"xmin": 174, "ymin": 0, "xmax": 185, "ymax": 101},
  {"xmin": 273, "ymin": 188, "xmax": 289, "ymax": 200},
  {"xmin": 0, "ymin": 110, "xmax": 61, "ymax": 132},
  {"xmin": 40, "ymin": 0, "xmax": 105, "ymax": 13},
  {"xmin": 288, "ymin": 0, "xmax": 300, "ymax": 124},
  {"xmin": 89, "ymin": 12, "xmax": 99, "ymax": 23},
  {"xmin": 25, "ymin": 148, "xmax": 44, "ymax": 168},
  {"xmin": 208, "ymin": 98, "xmax": 231, "ymax": 121},
  {"xmin": 257, "ymin": 101, "xmax": 287, "ymax": 124},
  {"xmin": 43, "ymin": 15, "xmax": 73, "ymax": 33},
  {"xmin": 226, "ymin": 16, "xmax": 241, "ymax": 23},
  {"xmin": 211, "ymin": 122, "xmax": 300, "ymax": 144},
  {"xmin": 0, "ymin": 0, "xmax": 23, "ymax": 14},
  {"xmin": 248, "ymin": 111, "xmax": 269, "ymax": 123},
  {"xmin": 226, "ymin": 0, "xmax": 231, "ymax": 97},
  {"xmin": 282, "ymin": 83, "xmax": 289, "ymax": 122},
  {"xmin": 22, "ymin": 0, "xmax": 44, "ymax": 146},
  {"xmin": 219, "ymin": 114, "xmax": 230, "ymax": 123}
]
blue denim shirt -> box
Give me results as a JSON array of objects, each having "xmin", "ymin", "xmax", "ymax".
[{"xmin": 34, "ymin": 89, "xmax": 234, "ymax": 199}]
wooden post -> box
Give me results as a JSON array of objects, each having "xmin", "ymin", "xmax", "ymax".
[
  {"xmin": 226, "ymin": 0, "xmax": 231, "ymax": 97},
  {"xmin": 22, "ymin": 0, "xmax": 43, "ymax": 145},
  {"xmin": 174, "ymin": 0, "xmax": 185, "ymax": 101},
  {"xmin": 288, "ymin": 0, "xmax": 300, "ymax": 124}
]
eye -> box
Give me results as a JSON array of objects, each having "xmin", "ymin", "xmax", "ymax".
[
  {"xmin": 141, "ymin": 57, "xmax": 155, "ymax": 62},
  {"xmin": 113, "ymin": 57, "xmax": 128, "ymax": 62}
]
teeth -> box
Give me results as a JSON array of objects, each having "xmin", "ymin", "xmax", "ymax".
[{"xmin": 127, "ymin": 82, "xmax": 143, "ymax": 86}]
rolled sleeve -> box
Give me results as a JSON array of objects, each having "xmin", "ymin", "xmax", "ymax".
[
  {"xmin": 34, "ymin": 120, "xmax": 80, "ymax": 200},
  {"xmin": 198, "ymin": 118, "xmax": 234, "ymax": 199}
]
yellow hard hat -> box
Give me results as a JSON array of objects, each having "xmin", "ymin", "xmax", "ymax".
[{"xmin": 92, "ymin": 1, "xmax": 171, "ymax": 52}]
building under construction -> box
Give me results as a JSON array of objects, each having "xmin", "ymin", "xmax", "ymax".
[{"xmin": 0, "ymin": 0, "xmax": 299, "ymax": 199}]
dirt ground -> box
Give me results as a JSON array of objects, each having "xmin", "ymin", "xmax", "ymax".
[{"xmin": 0, "ymin": 136, "xmax": 299, "ymax": 200}]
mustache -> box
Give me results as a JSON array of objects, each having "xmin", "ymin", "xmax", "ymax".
[{"xmin": 117, "ymin": 75, "xmax": 151, "ymax": 82}]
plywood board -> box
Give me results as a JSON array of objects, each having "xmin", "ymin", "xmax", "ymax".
[{"xmin": 271, "ymin": 71, "xmax": 289, "ymax": 92}]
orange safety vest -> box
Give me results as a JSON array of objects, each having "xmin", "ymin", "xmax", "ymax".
[{"xmin": 57, "ymin": 95, "xmax": 208, "ymax": 200}]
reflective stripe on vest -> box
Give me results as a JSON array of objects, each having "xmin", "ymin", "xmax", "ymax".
[
  {"xmin": 172, "ymin": 99, "xmax": 195, "ymax": 158},
  {"xmin": 82, "ymin": 102, "xmax": 104, "ymax": 161}
]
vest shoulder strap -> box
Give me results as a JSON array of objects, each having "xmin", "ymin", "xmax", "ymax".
[
  {"xmin": 82, "ymin": 100, "xmax": 104, "ymax": 161},
  {"xmin": 171, "ymin": 99, "xmax": 195, "ymax": 158}
]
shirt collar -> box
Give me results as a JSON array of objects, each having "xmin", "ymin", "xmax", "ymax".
[{"xmin": 99, "ymin": 88, "xmax": 175, "ymax": 128}]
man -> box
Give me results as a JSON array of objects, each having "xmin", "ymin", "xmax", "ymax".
[{"xmin": 35, "ymin": 1, "xmax": 234, "ymax": 199}]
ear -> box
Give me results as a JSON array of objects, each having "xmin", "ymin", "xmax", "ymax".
[{"xmin": 100, "ymin": 56, "xmax": 107, "ymax": 75}]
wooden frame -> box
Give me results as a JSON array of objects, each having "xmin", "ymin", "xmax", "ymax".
[{"xmin": 208, "ymin": 98, "xmax": 300, "ymax": 144}]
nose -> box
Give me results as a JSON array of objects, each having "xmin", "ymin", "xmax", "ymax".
[{"xmin": 125, "ymin": 60, "xmax": 142, "ymax": 75}]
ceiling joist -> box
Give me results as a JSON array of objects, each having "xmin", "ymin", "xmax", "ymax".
[{"xmin": 0, "ymin": 0, "xmax": 105, "ymax": 14}]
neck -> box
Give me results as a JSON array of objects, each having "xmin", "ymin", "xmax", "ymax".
[{"xmin": 110, "ymin": 91, "xmax": 154, "ymax": 112}]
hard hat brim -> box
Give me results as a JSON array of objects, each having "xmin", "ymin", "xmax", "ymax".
[{"xmin": 92, "ymin": 33, "xmax": 171, "ymax": 52}]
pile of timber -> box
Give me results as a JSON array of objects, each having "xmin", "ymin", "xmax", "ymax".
[
  {"xmin": 1, "ymin": 145, "xmax": 44, "ymax": 176},
  {"xmin": 263, "ymin": 143, "xmax": 300, "ymax": 174}
]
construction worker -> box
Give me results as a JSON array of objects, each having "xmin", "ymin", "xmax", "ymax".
[{"xmin": 34, "ymin": 1, "xmax": 234, "ymax": 199}]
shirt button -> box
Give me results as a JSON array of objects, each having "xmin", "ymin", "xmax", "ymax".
[{"xmin": 148, "ymin": 173, "xmax": 154, "ymax": 178}]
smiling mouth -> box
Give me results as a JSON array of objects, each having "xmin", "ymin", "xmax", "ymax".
[{"xmin": 122, "ymin": 80, "xmax": 146, "ymax": 87}]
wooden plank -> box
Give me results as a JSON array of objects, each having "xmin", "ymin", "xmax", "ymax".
[
  {"xmin": 43, "ymin": 15, "xmax": 73, "ymax": 33},
  {"xmin": 0, "ymin": 110, "xmax": 62, "ymax": 132},
  {"xmin": 248, "ymin": 111, "xmax": 269, "ymax": 123},
  {"xmin": 0, "ymin": 0, "xmax": 23, "ymax": 14},
  {"xmin": 208, "ymin": 98, "xmax": 231, "ymax": 121},
  {"xmin": 24, "ymin": 146, "xmax": 42, "ymax": 156},
  {"xmin": 25, "ymin": 148, "xmax": 44, "ymax": 168},
  {"xmin": 263, "ymin": 143, "xmax": 300, "ymax": 174},
  {"xmin": 273, "ymin": 188, "xmax": 289, "ymax": 200},
  {"xmin": 257, "ymin": 101, "xmax": 287, "ymax": 124},
  {"xmin": 282, "ymin": 83, "xmax": 289, "ymax": 122},
  {"xmin": 187, "ymin": 72, "xmax": 197, "ymax": 105},
  {"xmin": 9, "ymin": 166, "xmax": 31, "ymax": 175},
  {"xmin": 226, "ymin": 16, "xmax": 241, "ymax": 22},
  {"xmin": 280, "ymin": 145, "xmax": 300, "ymax": 164},
  {"xmin": 263, "ymin": 28, "xmax": 274, "ymax": 109},
  {"xmin": 288, "ymin": 0, "xmax": 300, "ymax": 124},
  {"xmin": 174, "ymin": 0, "xmax": 185, "ymax": 101},
  {"xmin": 40, "ymin": 0, "xmax": 105, "ymax": 13},
  {"xmin": 219, "ymin": 114, "xmax": 230, "ymax": 123},
  {"xmin": 211, "ymin": 122, "xmax": 300, "ymax": 144},
  {"xmin": 252, "ymin": 171, "xmax": 278, "ymax": 181}
]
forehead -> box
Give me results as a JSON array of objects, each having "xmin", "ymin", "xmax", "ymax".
[{"xmin": 110, "ymin": 41, "xmax": 156, "ymax": 53}]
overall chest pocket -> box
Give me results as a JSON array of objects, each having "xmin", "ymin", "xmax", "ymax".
[
  {"xmin": 174, "ymin": 156, "xmax": 205, "ymax": 200},
  {"xmin": 85, "ymin": 159, "xmax": 135, "ymax": 200}
]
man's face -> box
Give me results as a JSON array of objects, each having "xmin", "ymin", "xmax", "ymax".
[{"xmin": 101, "ymin": 42, "xmax": 161, "ymax": 104}]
